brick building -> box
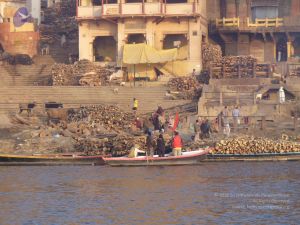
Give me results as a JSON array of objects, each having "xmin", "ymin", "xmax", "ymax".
[{"xmin": 0, "ymin": 0, "xmax": 39, "ymax": 57}]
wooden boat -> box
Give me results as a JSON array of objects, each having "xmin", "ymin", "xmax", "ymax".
[
  {"xmin": 204, "ymin": 152, "xmax": 300, "ymax": 162},
  {"xmin": 103, "ymin": 148, "xmax": 210, "ymax": 166},
  {"xmin": 0, "ymin": 153, "xmax": 105, "ymax": 166}
]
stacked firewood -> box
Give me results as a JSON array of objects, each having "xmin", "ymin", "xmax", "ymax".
[
  {"xmin": 202, "ymin": 43, "xmax": 222, "ymax": 69},
  {"xmin": 51, "ymin": 63, "xmax": 78, "ymax": 85},
  {"xmin": 211, "ymin": 56, "xmax": 257, "ymax": 78},
  {"xmin": 211, "ymin": 136, "xmax": 300, "ymax": 154},
  {"xmin": 51, "ymin": 60, "xmax": 112, "ymax": 86},
  {"xmin": 255, "ymin": 64, "xmax": 270, "ymax": 77},
  {"xmin": 289, "ymin": 67, "xmax": 300, "ymax": 76},
  {"xmin": 167, "ymin": 77, "xmax": 202, "ymax": 100},
  {"xmin": 168, "ymin": 77, "xmax": 198, "ymax": 91}
]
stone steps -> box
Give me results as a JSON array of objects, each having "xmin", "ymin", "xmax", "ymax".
[{"xmin": 0, "ymin": 86, "xmax": 190, "ymax": 114}]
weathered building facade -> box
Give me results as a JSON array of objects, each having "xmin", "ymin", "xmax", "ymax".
[
  {"xmin": 0, "ymin": 0, "xmax": 39, "ymax": 56},
  {"xmin": 208, "ymin": 0, "xmax": 300, "ymax": 63},
  {"xmin": 77, "ymin": 0, "xmax": 208, "ymax": 76}
]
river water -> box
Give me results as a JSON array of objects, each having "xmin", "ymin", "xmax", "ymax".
[{"xmin": 0, "ymin": 162, "xmax": 299, "ymax": 225}]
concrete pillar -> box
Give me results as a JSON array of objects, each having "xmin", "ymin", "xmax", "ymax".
[
  {"xmin": 188, "ymin": 18, "xmax": 202, "ymax": 71},
  {"xmin": 117, "ymin": 21, "xmax": 125, "ymax": 66},
  {"xmin": 226, "ymin": 0, "xmax": 236, "ymax": 18},
  {"xmin": 146, "ymin": 19, "xmax": 154, "ymax": 46},
  {"xmin": 79, "ymin": 22, "xmax": 94, "ymax": 61}
]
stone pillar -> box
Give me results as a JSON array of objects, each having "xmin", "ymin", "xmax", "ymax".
[
  {"xmin": 188, "ymin": 18, "xmax": 202, "ymax": 71},
  {"xmin": 145, "ymin": 19, "xmax": 154, "ymax": 46},
  {"xmin": 117, "ymin": 21, "xmax": 125, "ymax": 66},
  {"xmin": 79, "ymin": 22, "xmax": 94, "ymax": 61},
  {"xmin": 226, "ymin": 0, "xmax": 236, "ymax": 18}
]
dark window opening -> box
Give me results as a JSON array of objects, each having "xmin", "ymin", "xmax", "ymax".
[
  {"xmin": 92, "ymin": 0, "xmax": 102, "ymax": 6},
  {"xmin": 0, "ymin": 43, "xmax": 4, "ymax": 53},
  {"xmin": 252, "ymin": 6, "xmax": 278, "ymax": 20},
  {"xmin": 276, "ymin": 38, "xmax": 287, "ymax": 62},
  {"xmin": 93, "ymin": 36, "xmax": 116, "ymax": 62},
  {"xmin": 125, "ymin": 0, "xmax": 143, "ymax": 3},
  {"xmin": 293, "ymin": 38, "xmax": 300, "ymax": 57},
  {"xmin": 163, "ymin": 34, "xmax": 188, "ymax": 60},
  {"xmin": 166, "ymin": 0, "xmax": 188, "ymax": 3},
  {"xmin": 127, "ymin": 34, "xmax": 146, "ymax": 44}
]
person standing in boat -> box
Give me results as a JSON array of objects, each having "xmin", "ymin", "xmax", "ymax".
[
  {"xmin": 157, "ymin": 133, "xmax": 165, "ymax": 157},
  {"xmin": 172, "ymin": 131, "xmax": 183, "ymax": 156},
  {"xmin": 146, "ymin": 131, "xmax": 155, "ymax": 157},
  {"xmin": 193, "ymin": 119, "xmax": 201, "ymax": 142}
]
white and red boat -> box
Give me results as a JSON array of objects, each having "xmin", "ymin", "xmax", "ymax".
[{"xmin": 103, "ymin": 148, "xmax": 210, "ymax": 166}]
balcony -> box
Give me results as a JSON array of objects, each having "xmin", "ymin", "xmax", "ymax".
[
  {"xmin": 77, "ymin": 3, "xmax": 199, "ymax": 19},
  {"xmin": 213, "ymin": 17, "xmax": 300, "ymax": 33}
]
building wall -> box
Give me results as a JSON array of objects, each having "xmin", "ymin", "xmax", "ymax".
[
  {"xmin": 79, "ymin": 17, "xmax": 206, "ymax": 75},
  {"xmin": 78, "ymin": 0, "xmax": 208, "ymax": 75},
  {"xmin": 0, "ymin": 22, "xmax": 39, "ymax": 56}
]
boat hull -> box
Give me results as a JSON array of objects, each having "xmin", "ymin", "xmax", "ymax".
[
  {"xmin": 205, "ymin": 152, "xmax": 300, "ymax": 162},
  {"xmin": 104, "ymin": 149, "xmax": 210, "ymax": 166},
  {"xmin": 0, "ymin": 154, "xmax": 105, "ymax": 166}
]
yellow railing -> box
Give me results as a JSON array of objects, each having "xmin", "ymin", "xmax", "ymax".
[
  {"xmin": 216, "ymin": 17, "xmax": 240, "ymax": 27},
  {"xmin": 247, "ymin": 17, "xmax": 283, "ymax": 27}
]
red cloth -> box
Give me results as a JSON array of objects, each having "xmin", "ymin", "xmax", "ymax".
[
  {"xmin": 172, "ymin": 135, "xmax": 182, "ymax": 148},
  {"xmin": 172, "ymin": 112, "xmax": 179, "ymax": 131}
]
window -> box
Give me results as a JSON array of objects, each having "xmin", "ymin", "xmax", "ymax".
[{"xmin": 252, "ymin": 6, "xmax": 278, "ymax": 20}]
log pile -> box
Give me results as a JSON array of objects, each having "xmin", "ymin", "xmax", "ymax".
[
  {"xmin": 255, "ymin": 64, "xmax": 270, "ymax": 77},
  {"xmin": 51, "ymin": 60, "xmax": 112, "ymax": 86},
  {"xmin": 211, "ymin": 136, "xmax": 300, "ymax": 154},
  {"xmin": 289, "ymin": 67, "xmax": 300, "ymax": 77},
  {"xmin": 202, "ymin": 43, "xmax": 222, "ymax": 69},
  {"xmin": 68, "ymin": 105, "xmax": 135, "ymax": 133},
  {"xmin": 211, "ymin": 56, "xmax": 257, "ymax": 78},
  {"xmin": 167, "ymin": 77, "xmax": 202, "ymax": 100}
]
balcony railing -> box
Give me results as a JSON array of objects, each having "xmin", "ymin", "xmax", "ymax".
[
  {"xmin": 77, "ymin": 3, "xmax": 199, "ymax": 18},
  {"xmin": 215, "ymin": 17, "xmax": 240, "ymax": 27},
  {"xmin": 215, "ymin": 17, "xmax": 284, "ymax": 28},
  {"xmin": 247, "ymin": 17, "xmax": 283, "ymax": 27}
]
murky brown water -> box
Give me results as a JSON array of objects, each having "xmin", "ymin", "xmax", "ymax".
[{"xmin": 0, "ymin": 162, "xmax": 299, "ymax": 225}]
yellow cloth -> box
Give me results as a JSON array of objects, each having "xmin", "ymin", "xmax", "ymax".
[{"xmin": 123, "ymin": 43, "xmax": 178, "ymax": 64}]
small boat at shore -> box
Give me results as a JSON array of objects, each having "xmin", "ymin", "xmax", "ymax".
[
  {"xmin": 0, "ymin": 153, "xmax": 105, "ymax": 166},
  {"xmin": 103, "ymin": 148, "xmax": 210, "ymax": 166},
  {"xmin": 205, "ymin": 152, "xmax": 300, "ymax": 162}
]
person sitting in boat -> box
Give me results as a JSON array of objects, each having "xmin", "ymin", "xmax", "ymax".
[
  {"xmin": 128, "ymin": 144, "xmax": 145, "ymax": 158},
  {"xmin": 172, "ymin": 131, "xmax": 183, "ymax": 156}
]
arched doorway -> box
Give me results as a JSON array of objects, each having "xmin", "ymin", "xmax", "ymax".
[
  {"xmin": 93, "ymin": 36, "xmax": 116, "ymax": 62},
  {"xmin": 276, "ymin": 38, "xmax": 287, "ymax": 62}
]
